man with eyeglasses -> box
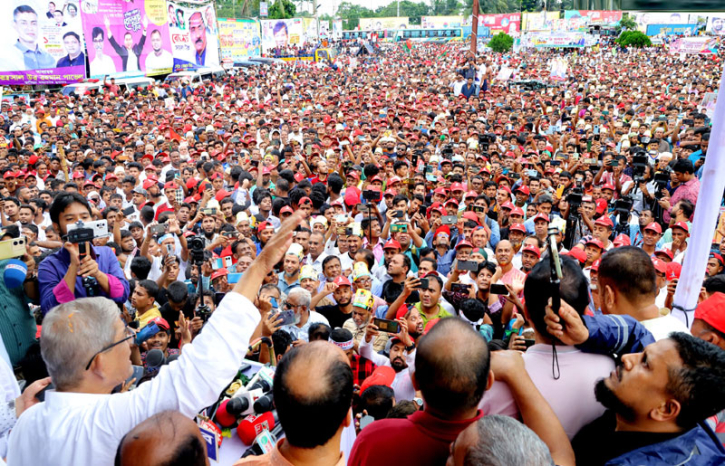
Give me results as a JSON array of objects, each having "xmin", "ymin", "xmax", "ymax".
[
  {"xmin": 7, "ymin": 212, "xmax": 306, "ymax": 465},
  {"xmin": 277, "ymin": 287, "xmax": 328, "ymax": 342}
]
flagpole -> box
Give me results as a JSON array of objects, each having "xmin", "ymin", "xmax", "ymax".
[
  {"xmin": 471, "ymin": 0, "xmax": 479, "ymax": 56},
  {"xmin": 671, "ymin": 56, "xmax": 725, "ymax": 327}
]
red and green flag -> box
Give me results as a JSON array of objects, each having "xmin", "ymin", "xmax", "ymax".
[{"xmin": 402, "ymin": 39, "xmax": 413, "ymax": 53}]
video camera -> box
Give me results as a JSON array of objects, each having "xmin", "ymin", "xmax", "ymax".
[
  {"xmin": 188, "ymin": 235, "xmax": 206, "ymax": 265},
  {"xmin": 631, "ymin": 153, "xmax": 649, "ymax": 183},
  {"xmin": 66, "ymin": 220, "xmax": 108, "ymax": 245},
  {"xmin": 567, "ymin": 186, "xmax": 583, "ymax": 216},
  {"xmin": 478, "ymin": 133, "xmax": 495, "ymax": 153},
  {"xmin": 653, "ymin": 168, "xmax": 671, "ymax": 199}
]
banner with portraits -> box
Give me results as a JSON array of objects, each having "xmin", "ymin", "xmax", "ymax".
[
  {"xmin": 0, "ymin": 0, "xmax": 86, "ymax": 85},
  {"xmin": 477, "ymin": 13, "xmax": 521, "ymax": 35},
  {"xmin": 167, "ymin": 0, "xmax": 220, "ymax": 72},
  {"xmin": 81, "ymin": 0, "xmax": 173, "ymax": 79},
  {"xmin": 218, "ymin": 18, "xmax": 260, "ymax": 64},
  {"xmin": 260, "ymin": 18, "xmax": 305, "ymax": 53},
  {"xmin": 359, "ymin": 17, "xmax": 409, "ymax": 31},
  {"xmin": 421, "ymin": 16, "xmax": 465, "ymax": 29}
]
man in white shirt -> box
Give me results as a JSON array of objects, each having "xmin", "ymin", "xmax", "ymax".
[
  {"xmin": 597, "ymin": 247, "xmax": 688, "ymax": 340},
  {"xmin": 144, "ymin": 29, "xmax": 174, "ymax": 74},
  {"xmin": 359, "ymin": 321, "xmax": 416, "ymax": 401},
  {"xmin": 7, "ymin": 212, "xmax": 305, "ymax": 466}
]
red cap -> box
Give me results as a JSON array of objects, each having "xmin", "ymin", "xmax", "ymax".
[
  {"xmin": 433, "ymin": 187, "xmax": 447, "ymax": 196},
  {"xmin": 359, "ymin": 366, "xmax": 396, "ymax": 395},
  {"xmin": 450, "ymin": 182, "xmax": 465, "ymax": 192},
  {"xmin": 710, "ymin": 253, "xmax": 724, "ymax": 265},
  {"xmin": 461, "ymin": 211, "xmax": 480, "ymax": 225},
  {"xmin": 515, "ymin": 185, "xmax": 530, "ymax": 196},
  {"xmin": 186, "ymin": 178, "xmax": 199, "ymax": 190},
  {"xmin": 334, "ymin": 276, "xmax": 351, "ymax": 287},
  {"xmin": 456, "ymin": 240, "xmax": 473, "ymax": 250},
  {"xmin": 510, "ymin": 206, "xmax": 525, "ymax": 217},
  {"xmin": 594, "ymin": 216, "xmax": 614, "ymax": 229},
  {"xmin": 163, "ymin": 181, "xmax": 178, "ymax": 190},
  {"xmin": 211, "ymin": 268, "xmax": 228, "ymax": 281},
  {"xmin": 585, "ymin": 238, "xmax": 605, "ymax": 250},
  {"xmin": 613, "ymin": 234, "xmax": 631, "ymax": 247},
  {"xmin": 591, "ymin": 259, "xmax": 601, "ymax": 272},
  {"xmin": 644, "ymin": 222, "xmax": 662, "ymax": 234},
  {"xmin": 654, "ymin": 249, "xmax": 674, "ymax": 261},
  {"xmin": 509, "ymin": 223, "xmax": 526, "ymax": 234},
  {"xmin": 501, "ymin": 201, "xmax": 515, "ymax": 210},
  {"xmin": 434, "ymin": 226, "xmax": 451, "ymax": 239},
  {"xmin": 672, "ymin": 221, "xmax": 689, "ymax": 234},
  {"xmin": 383, "ymin": 239, "xmax": 402, "ymax": 250},
  {"xmin": 565, "ymin": 247, "xmax": 587, "ymax": 264},
  {"xmin": 667, "ymin": 262, "xmax": 682, "ymax": 281},
  {"xmin": 148, "ymin": 317, "xmax": 170, "ymax": 331},
  {"xmin": 142, "ymin": 179, "xmax": 156, "ymax": 190},
  {"xmin": 652, "ymin": 258, "xmax": 668, "ymax": 275},
  {"xmin": 280, "ymin": 206, "xmax": 294, "ymax": 215},
  {"xmin": 464, "ymin": 190, "xmax": 478, "ymax": 199},
  {"xmin": 522, "ymin": 244, "xmax": 541, "ymax": 258},
  {"xmin": 532, "ymin": 213, "xmax": 550, "ymax": 224},
  {"xmin": 601, "ymin": 183, "xmax": 616, "ymax": 191},
  {"xmin": 694, "ymin": 292, "xmax": 725, "ymax": 334}
]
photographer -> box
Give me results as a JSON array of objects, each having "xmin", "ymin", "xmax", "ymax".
[{"xmin": 38, "ymin": 193, "xmax": 129, "ymax": 314}]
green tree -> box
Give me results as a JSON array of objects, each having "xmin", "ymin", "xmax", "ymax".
[
  {"xmin": 488, "ymin": 32, "xmax": 513, "ymax": 52},
  {"xmin": 374, "ymin": 1, "xmax": 431, "ymax": 25},
  {"xmin": 520, "ymin": 0, "xmax": 540, "ymax": 12},
  {"xmin": 615, "ymin": 14, "xmax": 637, "ymax": 34},
  {"xmin": 336, "ymin": 1, "xmax": 375, "ymax": 29},
  {"xmin": 268, "ymin": 0, "xmax": 296, "ymax": 19},
  {"xmin": 615, "ymin": 30, "xmax": 651, "ymax": 48}
]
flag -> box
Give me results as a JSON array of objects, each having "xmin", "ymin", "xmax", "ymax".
[
  {"xmin": 168, "ymin": 128, "xmax": 183, "ymax": 142},
  {"xmin": 402, "ymin": 39, "xmax": 413, "ymax": 53}
]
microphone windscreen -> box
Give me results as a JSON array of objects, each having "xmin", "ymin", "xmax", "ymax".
[
  {"xmin": 145, "ymin": 349, "xmax": 165, "ymax": 369},
  {"xmin": 226, "ymin": 396, "xmax": 250, "ymax": 416},
  {"xmin": 237, "ymin": 411, "xmax": 275, "ymax": 444},
  {"xmin": 253, "ymin": 393, "xmax": 274, "ymax": 414},
  {"xmin": 4, "ymin": 259, "xmax": 26, "ymax": 289},
  {"xmin": 215, "ymin": 399, "xmax": 238, "ymax": 428},
  {"xmin": 166, "ymin": 354, "xmax": 180, "ymax": 364}
]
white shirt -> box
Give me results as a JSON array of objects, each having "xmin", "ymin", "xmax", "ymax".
[
  {"xmin": 90, "ymin": 55, "xmax": 117, "ymax": 77},
  {"xmin": 144, "ymin": 49, "xmax": 174, "ymax": 74},
  {"xmin": 359, "ymin": 338, "xmax": 416, "ymax": 401},
  {"xmin": 7, "ymin": 293, "xmax": 260, "ymax": 466},
  {"xmin": 641, "ymin": 315, "xmax": 690, "ymax": 341}
]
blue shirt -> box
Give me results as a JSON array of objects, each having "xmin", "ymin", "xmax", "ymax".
[
  {"xmin": 57, "ymin": 52, "xmax": 85, "ymax": 68},
  {"xmin": 0, "ymin": 259, "xmax": 36, "ymax": 366},
  {"xmin": 38, "ymin": 245, "xmax": 130, "ymax": 314},
  {"xmin": 14, "ymin": 41, "xmax": 56, "ymax": 70},
  {"xmin": 277, "ymin": 272, "xmax": 300, "ymax": 295}
]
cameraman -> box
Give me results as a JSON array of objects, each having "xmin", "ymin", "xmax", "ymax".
[{"xmin": 38, "ymin": 192, "xmax": 129, "ymax": 314}]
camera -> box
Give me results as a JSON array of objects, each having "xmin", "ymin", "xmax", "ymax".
[
  {"xmin": 567, "ymin": 188, "xmax": 583, "ymax": 215},
  {"xmin": 67, "ymin": 226, "xmax": 94, "ymax": 244},
  {"xmin": 631, "ymin": 153, "xmax": 648, "ymax": 182},
  {"xmin": 188, "ymin": 235, "xmax": 206, "ymax": 265},
  {"xmin": 197, "ymin": 304, "xmax": 212, "ymax": 323}
]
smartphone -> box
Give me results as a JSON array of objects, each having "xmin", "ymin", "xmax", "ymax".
[
  {"xmin": 457, "ymin": 260, "xmax": 478, "ymax": 272},
  {"xmin": 224, "ymin": 256, "xmax": 232, "ymax": 268},
  {"xmin": 359, "ymin": 415, "xmax": 375, "ymax": 430},
  {"xmin": 165, "ymin": 244, "xmax": 173, "ymax": 255},
  {"xmin": 583, "ymin": 158, "xmax": 597, "ymax": 165},
  {"xmin": 66, "ymin": 220, "xmax": 109, "ymax": 240},
  {"xmin": 390, "ymin": 223, "xmax": 408, "ymax": 233},
  {"xmin": 610, "ymin": 160, "xmax": 619, "ymax": 167},
  {"xmin": 373, "ymin": 318, "xmax": 400, "ymax": 334},
  {"xmin": 363, "ymin": 190, "xmax": 380, "ymax": 202},
  {"xmin": 275, "ymin": 309, "xmax": 297, "ymax": 326},
  {"xmin": 451, "ymin": 283, "xmax": 471, "ymax": 294},
  {"xmin": 202, "ymin": 208, "xmax": 217, "ymax": 216},
  {"xmin": 524, "ymin": 339, "xmax": 536, "ymax": 349},
  {"xmin": 418, "ymin": 278, "xmax": 429, "ymax": 290},
  {"xmin": 392, "ymin": 210, "xmax": 405, "ymax": 218},
  {"xmin": 228, "ymin": 273, "xmax": 243, "ymax": 284},
  {"xmin": 149, "ymin": 224, "xmax": 166, "ymax": 236},
  {"xmin": 305, "ymin": 145, "xmax": 312, "ymax": 156},
  {"xmin": 490, "ymin": 284, "xmax": 509, "ymax": 295},
  {"xmin": 269, "ymin": 297, "xmax": 279, "ymax": 311},
  {"xmin": 212, "ymin": 258, "xmax": 225, "ymax": 270},
  {"xmin": 593, "ymin": 125, "xmax": 600, "ymax": 135},
  {"xmin": 441, "ymin": 215, "xmax": 458, "ymax": 226},
  {"xmin": 0, "ymin": 237, "xmax": 26, "ymax": 261},
  {"xmin": 527, "ymin": 169, "xmax": 538, "ymax": 178},
  {"xmin": 122, "ymin": 206, "xmax": 135, "ymax": 216}
]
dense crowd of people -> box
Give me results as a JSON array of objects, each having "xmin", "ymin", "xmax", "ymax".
[{"xmin": 0, "ymin": 36, "xmax": 724, "ymax": 466}]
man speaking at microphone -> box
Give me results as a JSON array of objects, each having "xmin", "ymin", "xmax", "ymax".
[{"xmin": 7, "ymin": 212, "xmax": 307, "ymax": 466}]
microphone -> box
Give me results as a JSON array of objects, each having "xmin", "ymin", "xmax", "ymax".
[
  {"xmin": 253, "ymin": 392, "xmax": 274, "ymax": 414},
  {"xmin": 237, "ymin": 411, "xmax": 275, "ymax": 444},
  {"xmin": 145, "ymin": 349, "xmax": 166, "ymax": 371},
  {"xmin": 3, "ymin": 259, "xmax": 26, "ymax": 289},
  {"xmin": 166, "ymin": 354, "xmax": 180, "ymax": 364},
  {"xmin": 216, "ymin": 388, "xmax": 264, "ymax": 427},
  {"xmin": 135, "ymin": 322, "xmax": 160, "ymax": 345},
  {"xmin": 241, "ymin": 422, "xmax": 284, "ymax": 457}
]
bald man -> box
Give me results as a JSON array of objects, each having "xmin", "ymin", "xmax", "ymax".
[
  {"xmin": 235, "ymin": 341, "xmax": 353, "ymax": 465},
  {"xmin": 115, "ymin": 410, "xmax": 208, "ymax": 466}
]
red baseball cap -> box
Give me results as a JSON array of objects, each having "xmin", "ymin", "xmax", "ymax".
[
  {"xmin": 565, "ymin": 247, "xmax": 587, "ymax": 264},
  {"xmin": 450, "ymin": 182, "xmax": 465, "ymax": 192},
  {"xmin": 667, "ymin": 262, "xmax": 682, "ymax": 281},
  {"xmin": 510, "ymin": 206, "xmax": 525, "ymax": 217},
  {"xmin": 594, "ymin": 216, "xmax": 614, "ymax": 229},
  {"xmin": 515, "ymin": 185, "xmax": 530, "ymax": 196},
  {"xmin": 585, "ymin": 238, "xmax": 605, "ymax": 250},
  {"xmin": 142, "ymin": 179, "xmax": 156, "ymax": 190},
  {"xmin": 334, "ymin": 276, "xmax": 352, "ymax": 287},
  {"xmin": 510, "ymin": 223, "xmax": 526, "ymax": 234},
  {"xmin": 359, "ymin": 366, "xmax": 395, "ymax": 396},
  {"xmin": 532, "ymin": 213, "xmax": 550, "ymax": 224},
  {"xmin": 672, "ymin": 221, "xmax": 689, "ymax": 234},
  {"xmin": 148, "ymin": 317, "xmax": 170, "ymax": 331},
  {"xmin": 654, "ymin": 249, "xmax": 674, "ymax": 261},
  {"xmin": 591, "ymin": 259, "xmax": 601, "ymax": 272},
  {"xmin": 210, "ymin": 268, "xmax": 228, "ymax": 281},
  {"xmin": 613, "ymin": 234, "xmax": 631, "ymax": 247},
  {"xmin": 280, "ymin": 206, "xmax": 294, "ymax": 215},
  {"xmin": 383, "ymin": 239, "xmax": 402, "ymax": 250},
  {"xmin": 601, "ymin": 183, "xmax": 616, "ymax": 191},
  {"xmin": 694, "ymin": 292, "xmax": 725, "ymax": 334},
  {"xmin": 522, "ymin": 244, "xmax": 541, "ymax": 258},
  {"xmin": 455, "ymin": 240, "xmax": 473, "ymax": 250},
  {"xmin": 501, "ymin": 201, "xmax": 515, "ymax": 211},
  {"xmin": 652, "ymin": 258, "xmax": 668, "ymax": 275},
  {"xmin": 644, "ymin": 222, "xmax": 663, "ymax": 234}
]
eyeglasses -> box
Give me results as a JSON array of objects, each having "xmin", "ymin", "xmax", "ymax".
[
  {"xmin": 281, "ymin": 301, "xmax": 300, "ymax": 310},
  {"xmin": 85, "ymin": 326, "xmax": 135, "ymax": 370}
]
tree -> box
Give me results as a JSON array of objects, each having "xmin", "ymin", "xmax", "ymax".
[
  {"xmin": 615, "ymin": 30, "xmax": 651, "ymax": 48},
  {"xmin": 268, "ymin": 0, "xmax": 296, "ymax": 19},
  {"xmin": 488, "ymin": 32, "xmax": 513, "ymax": 52},
  {"xmin": 375, "ymin": 1, "xmax": 431, "ymax": 25},
  {"xmin": 336, "ymin": 2, "xmax": 375, "ymax": 30},
  {"xmin": 615, "ymin": 14, "xmax": 637, "ymax": 34}
]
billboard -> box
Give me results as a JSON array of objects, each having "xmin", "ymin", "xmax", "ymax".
[
  {"xmin": 520, "ymin": 31, "xmax": 595, "ymax": 48},
  {"xmin": 81, "ymin": 0, "xmax": 172, "ymax": 79},
  {"xmin": 0, "ymin": 1, "xmax": 86, "ymax": 85},
  {"xmin": 260, "ymin": 18, "xmax": 305, "ymax": 52},
  {"xmin": 421, "ymin": 16, "xmax": 465, "ymax": 28},
  {"xmin": 646, "ymin": 24, "xmax": 698, "ymax": 36},
  {"xmin": 707, "ymin": 15, "xmax": 725, "ymax": 35},
  {"xmin": 218, "ymin": 18, "xmax": 260, "ymax": 63},
  {"xmin": 669, "ymin": 36, "xmax": 718, "ymax": 54},
  {"xmin": 522, "ymin": 11, "xmax": 560, "ymax": 31},
  {"xmin": 634, "ymin": 13, "xmax": 695, "ymax": 27},
  {"xmin": 564, "ymin": 10, "xmax": 622, "ymax": 25},
  {"xmin": 167, "ymin": 0, "xmax": 220, "ymax": 71},
  {"xmin": 477, "ymin": 13, "xmax": 520, "ymax": 35},
  {"xmin": 359, "ymin": 17, "xmax": 409, "ymax": 30}
]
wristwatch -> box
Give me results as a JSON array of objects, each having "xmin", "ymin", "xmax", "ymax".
[{"xmin": 405, "ymin": 342, "xmax": 416, "ymax": 352}]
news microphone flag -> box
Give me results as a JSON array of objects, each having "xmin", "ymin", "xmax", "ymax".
[
  {"xmin": 237, "ymin": 411, "xmax": 275, "ymax": 444},
  {"xmin": 4, "ymin": 259, "xmax": 26, "ymax": 289}
]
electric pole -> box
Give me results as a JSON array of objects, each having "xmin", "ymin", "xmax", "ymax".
[{"xmin": 471, "ymin": 0, "xmax": 479, "ymax": 55}]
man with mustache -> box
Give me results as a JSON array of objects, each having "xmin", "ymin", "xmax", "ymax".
[
  {"xmin": 360, "ymin": 319, "xmax": 416, "ymax": 401},
  {"xmin": 189, "ymin": 12, "xmax": 209, "ymax": 66}
]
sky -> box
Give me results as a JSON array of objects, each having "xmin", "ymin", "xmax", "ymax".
[{"xmin": 310, "ymin": 0, "xmax": 429, "ymax": 18}]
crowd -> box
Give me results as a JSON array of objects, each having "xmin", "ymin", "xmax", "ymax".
[{"xmin": 0, "ymin": 37, "xmax": 723, "ymax": 466}]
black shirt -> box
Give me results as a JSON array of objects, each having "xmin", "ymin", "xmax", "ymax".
[
  {"xmin": 572, "ymin": 410, "xmax": 682, "ymax": 466},
  {"xmin": 316, "ymin": 305, "xmax": 353, "ymax": 329}
]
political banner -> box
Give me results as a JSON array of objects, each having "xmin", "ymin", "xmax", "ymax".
[
  {"xmin": 359, "ymin": 17, "xmax": 409, "ymax": 31},
  {"xmin": 669, "ymin": 36, "xmax": 718, "ymax": 55},
  {"xmin": 522, "ymin": 11, "xmax": 560, "ymax": 31},
  {"xmin": 260, "ymin": 18, "xmax": 305, "ymax": 52},
  {"xmin": 218, "ymin": 18, "xmax": 260, "ymax": 64},
  {"xmin": 167, "ymin": 0, "xmax": 220, "ymax": 72},
  {"xmin": 634, "ymin": 13, "xmax": 695, "ymax": 28},
  {"xmin": 333, "ymin": 19, "xmax": 343, "ymax": 39},
  {"xmin": 707, "ymin": 15, "xmax": 725, "ymax": 35},
  {"xmin": 564, "ymin": 10, "xmax": 622, "ymax": 25},
  {"xmin": 421, "ymin": 16, "xmax": 465, "ymax": 29},
  {"xmin": 646, "ymin": 24, "xmax": 698, "ymax": 36},
  {"xmin": 476, "ymin": 13, "xmax": 520, "ymax": 35},
  {"xmin": 301, "ymin": 18, "xmax": 318, "ymax": 41},
  {"xmin": 520, "ymin": 31, "xmax": 594, "ymax": 48},
  {"xmin": 549, "ymin": 57, "xmax": 568, "ymax": 81},
  {"xmin": 81, "ymin": 0, "xmax": 173, "ymax": 79},
  {"xmin": 0, "ymin": 1, "xmax": 86, "ymax": 85},
  {"xmin": 319, "ymin": 21, "xmax": 330, "ymax": 39}
]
